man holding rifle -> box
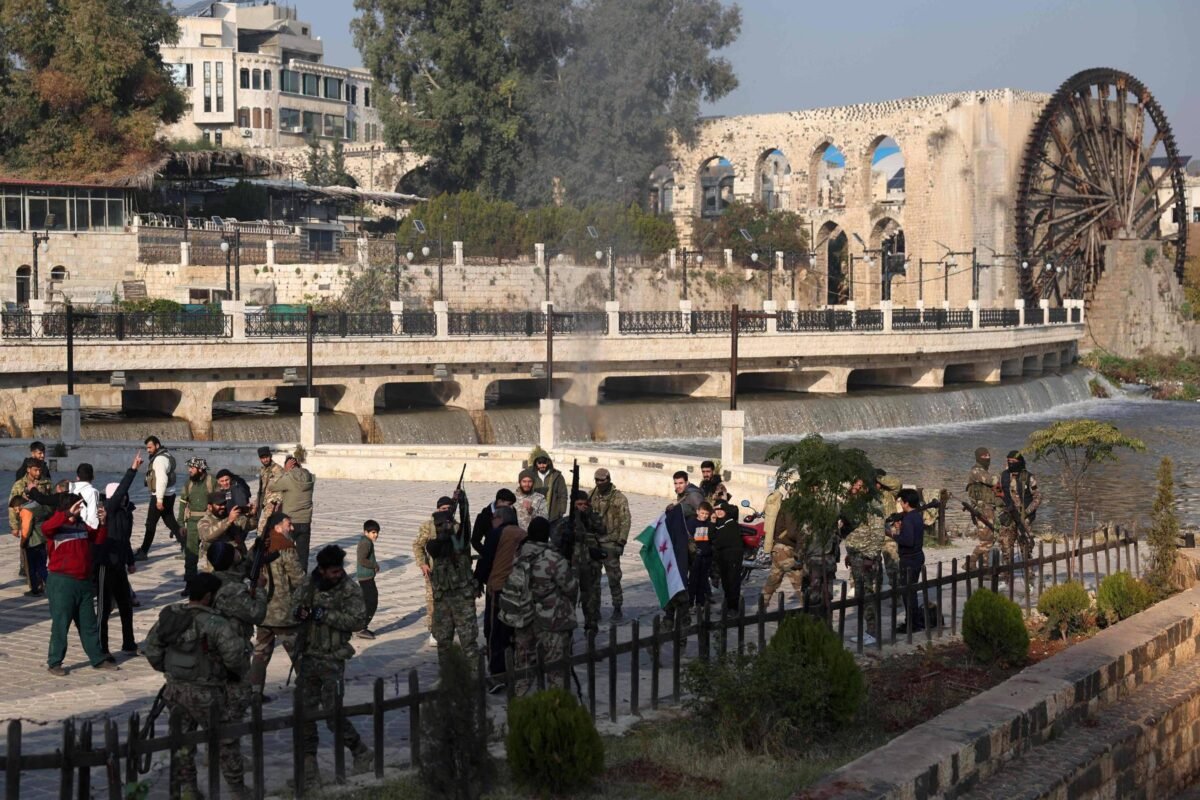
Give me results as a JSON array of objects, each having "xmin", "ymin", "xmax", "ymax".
[
  {"xmin": 422, "ymin": 468, "xmax": 480, "ymax": 669},
  {"xmin": 999, "ymin": 451, "xmax": 1041, "ymax": 562},
  {"xmin": 963, "ymin": 447, "xmax": 999, "ymax": 562}
]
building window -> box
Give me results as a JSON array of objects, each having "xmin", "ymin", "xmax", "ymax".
[
  {"xmin": 15, "ymin": 266, "xmax": 30, "ymax": 306},
  {"xmin": 348, "ymin": 85, "xmax": 357, "ymax": 105},
  {"xmin": 240, "ymin": 68, "xmax": 250, "ymax": 89},
  {"xmin": 346, "ymin": 119, "xmax": 357, "ymax": 142},
  {"xmin": 263, "ymin": 70, "xmax": 271, "ymax": 91},
  {"xmin": 202, "ymin": 129, "xmax": 211, "ymax": 143},
  {"xmin": 264, "ymin": 108, "xmax": 272, "ymax": 129},
  {"xmin": 238, "ymin": 107, "xmax": 250, "ymax": 128},
  {"xmin": 215, "ymin": 130, "xmax": 223, "ymax": 146},
  {"xmin": 280, "ymin": 69, "xmax": 299, "ymax": 94},
  {"xmin": 364, "ymin": 87, "xmax": 370, "ymax": 108},
  {"xmin": 1194, "ymin": 208, "xmax": 1200, "ymax": 223},
  {"xmin": 302, "ymin": 111, "xmax": 320, "ymax": 135},
  {"xmin": 252, "ymin": 69, "xmax": 261, "ymax": 90},
  {"xmin": 323, "ymin": 114, "xmax": 344, "ymax": 139},
  {"xmin": 302, "ymin": 73, "xmax": 320, "ymax": 97},
  {"xmin": 323, "ymin": 77, "xmax": 343, "ymax": 100},
  {"xmin": 203, "ymin": 62, "xmax": 212, "ymax": 113},
  {"xmin": 280, "ymin": 107, "xmax": 301, "ymax": 132},
  {"xmin": 169, "ymin": 63, "xmax": 193, "ymax": 87},
  {"xmin": 252, "ymin": 108, "xmax": 262, "ymax": 129},
  {"xmin": 215, "ymin": 62, "xmax": 224, "ymax": 113}
]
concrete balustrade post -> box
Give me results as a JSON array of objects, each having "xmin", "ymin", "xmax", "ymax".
[
  {"xmin": 879, "ymin": 299, "xmax": 893, "ymax": 333},
  {"xmin": 266, "ymin": 239, "xmax": 276, "ymax": 267},
  {"xmin": 222, "ymin": 300, "xmax": 246, "ymax": 341},
  {"xmin": 60, "ymin": 394, "xmax": 81, "ymax": 446},
  {"xmin": 28, "ymin": 299, "xmax": 46, "ymax": 335},
  {"xmin": 1038, "ymin": 298, "xmax": 1050, "ymax": 326},
  {"xmin": 434, "ymin": 301, "xmax": 449, "ymax": 339},
  {"xmin": 535, "ymin": 243, "xmax": 546, "ymax": 270},
  {"xmin": 763, "ymin": 300, "xmax": 777, "ymax": 335},
  {"xmin": 300, "ymin": 397, "xmax": 318, "ymax": 450},
  {"xmin": 679, "ymin": 299, "xmax": 692, "ymax": 332},
  {"xmin": 539, "ymin": 398, "xmax": 561, "ymax": 450},
  {"xmin": 721, "ymin": 409, "xmax": 745, "ymax": 467},
  {"xmin": 942, "ymin": 299, "xmax": 951, "ymax": 310},
  {"xmin": 390, "ymin": 300, "xmax": 404, "ymax": 334},
  {"xmin": 357, "ymin": 237, "xmax": 369, "ymax": 268},
  {"xmin": 180, "ymin": 241, "xmax": 191, "ymax": 267},
  {"xmin": 775, "ymin": 251, "xmax": 784, "ymax": 273},
  {"xmin": 787, "ymin": 300, "xmax": 798, "ymax": 313},
  {"xmin": 724, "ymin": 249, "xmax": 733, "ymax": 269},
  {"xmin": 668, "ymin": 248, "xmax": 677, "ymax": 271},
  {"xmin": 1014, "ymin": 298, "xmax": 1026, "ymax": 327},
  {"xmin": 453, "ymin": 241, "xmax": 464, "ymax": 267},
  {"xmin": 968, "ymin": 299, "xmax": 980, "ymax": 330},
  {"xmin": 845, "ymin": 300, "xmax": 856, "ymax": 328},
  {"xmin": 605, "ymin": 300, "xmax": 620, "ymax": 338}
]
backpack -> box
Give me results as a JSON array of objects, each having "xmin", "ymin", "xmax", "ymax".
[
  {"xmin": 157, "ymin": 605, "xmax": 218, "ymax": 681},
  {"xmin": 498, "ymin": 556, "xmax": 534, "ymax": 629}
]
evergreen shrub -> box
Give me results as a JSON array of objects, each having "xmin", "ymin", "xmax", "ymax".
[
  {"xmin": 506, "ymin": 688, "xmax": 604, "ymax": 797},
  {"xmin": 962, "ymin": 589, "xmax": 1029, "ymax": 666},
  {"xmin": 1096, "ymin": 572, "xmax": 1153, "ymax": 624},
  {"xmin": 1037, "ymin": 581, "xmax": 1091, "ymax": 639}
]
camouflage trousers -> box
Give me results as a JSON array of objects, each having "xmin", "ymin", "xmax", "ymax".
[
  {"xmin": 972, "ymin": 519, "xmax": 996, "ymax": 561},
  {"xmin": 250, "ymin": 625, "xmax": 296, "ymax": 690},
  {"xmin": 599, "ymin": 543, "xmax": 624, "ymax": 609},
  {"xmin": 999, "ymin": 525, "xmax": 1034, "ymax": 563},
  {"xmin": 299, "ymin": 658, "xmax": 365, "ymax": 758},
  {"xmin": 432, "ymin": 586, "xmax": 478, "ymax": 668},
  {"xmin": 761, "ymin": 543, "xmax": 804, "ymax": 603},
  {"xmin": 163, "ymin": 681, "xmax": 245, "ymax": 796},
  {"xmin": 422, "ymin": 576, "xmax": 435, "ymax": 632},
  {"xmin": 847, "ymin": 551, "xmax": 882, "ymax": 633},
  {"xmin": 578, "ymin": 561, "xmax": 601, "ymax": 633},
  {"xmin": 802, "ymin": 556, "xmax": 838, "ymax": 616},
  {"xmin": 513, "ymin": 627, "xmax": 572, "ymax": 694}
]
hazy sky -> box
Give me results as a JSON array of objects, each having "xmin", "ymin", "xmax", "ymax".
[{"xmin": 283, "ymin": 0, "xmax": 1200, "ymax": 157}]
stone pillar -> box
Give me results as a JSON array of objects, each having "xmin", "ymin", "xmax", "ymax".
[
  {"xmin": 605, "ymin": 300, "xmax": 620, "ymax": 338},
  {"xmin": 539, "ymin": 398, "xmax": 561, "ymax": 450},
  {"xmin": 845, "ymin": 299, "xmax": 856, "ymax": 328},
  {"xmin": 540, "ymin": 300, "xmax": 552, "ymax": 315},
  {"xmin": 222, "ymin": 300, "xmax": 246, "ymax": 341},
  {"xmin": 679, "ymin": 299, "xmax": 692, "ymax": 332},
  {"xmin": 1038, "ymin": 298, "xmax": 1050, "ymax": 326},
  {"xmin": 879, "ymin": 299, "xmax": 893, "ymax": 333},
  {"xmin": 434, "ymin": 300, "xmax": 449, "ymax": 339},
  {"xmin": 942, "ymin": 299, "xmax": 951, "ymax": 310},
  {"xmin": 668, "ymin": 248, "xmax": 677, "ymax": 271},
  {"xmin": 1014, "ymin": 298, "xmax": 1026, "ymax": 327},
  {"xmin": 916, "ymin": 299, "xmax": 925, "ymax": 313},
  {"xmin": 390, "ymin": 300, "xmax": 404, "ymax": 334},
  {"xmin": 763, "ymin": 300, "xmax": 777, "ymax": 335},
  {"xmin": 968, "ymin": 299, "xmax": 980, "ymax": 330},
  {"xmin": 453, "ymin": 241, "xmax": 464, "ymax": 267},
  {"xmin": 721, "ymin": 409, "xmax": 745, "ymax": 467},
  {"xmin": 787, "ymin": 299, "xmax": 798, "ymax": 313},
  {"xmin": 724, "ymin": 249, "xmax": 733, "ymax": 269},
  {"xmin": 357, "ymin": 237, "xmax": 369, "ymax": 268},
  {"xmin": 60, "ymin": 394, "xmax": 81, "ymax": 446},
  {"xmin": 28, "ymin": 299, "xmax": 46, "ymax": 335},
  {"xmin": 266, "ymin": 239, "xmax": 276, "ymax": 267},
  {"xmin": 1076, "ymin": 298, "xmax": 1086, "ymax": 324},
  {"xmin": 180, "ymin": 241, "xmax": 191, "ymax": 267},
  {"xmin": 775, "ymin": 251, "xmax": 784, "ymax": 273},
  {"xmin": 535, "ymin": 243, "xmax": 546, "ymax": 270},
  {"xmin": 300, "ymin": 396, "xmax": 319, "ymax": 450}
]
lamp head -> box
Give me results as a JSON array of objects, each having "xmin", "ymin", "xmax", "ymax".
[
  {"xmin": 750, "ymin": 252, "xmax": 759, "ymax": 263},
  {"xmin": 406, "ymin": 251, "xmax": 415, "ymax": 261},
  {"xmin": 695, "ymin": 254, "xmax": 703, "ymax": 265},
  {"xmin": 421, "ymin": 245, "xmax": 430, "ymax": 258},
  {"xmin": 595, "ymin": 249, "xmax": 603, "ymax": 262},
  {"xmin": 220, "ymin": 241, "xmax": 230, "ymax": 253}
]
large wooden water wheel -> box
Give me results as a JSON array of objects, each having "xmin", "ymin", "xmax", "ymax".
[{"xmin": 1015, "ymin": 68, "xmax": 1188, "ymax": 304}]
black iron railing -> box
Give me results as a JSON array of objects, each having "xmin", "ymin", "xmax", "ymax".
[
  {"xmin": 246, "ymin": 313, "xmax": 311, "ymax": 337},
  {"xmin": 980, "ymin": 308, "xmax": 1020, "ymax": 328},
  {"xmin": 448, "ymin": 311, "xmax": 545, "ymax": 337},
  {"xmin": 853, "ymin": 309, "xmax": 884, "ymax": 331},
  {"xmin": 891, "ymin": 308, "xmax": 973, "ymax": 331},
  {"xmin": 2, "ymin": 311, "xmax": 231, "ymax": 339},
  {"xmin": 619, "ymin": 310, "xmax": 685, "ymax": 334},
  {"xmin": 1048, "ymin": 307, "xmax": 1068, "ymax": 324},
  {"xmin": 689, "ymin": 310, "xmax": 767, "ymax": 334},
  {"xmin": 777, "ymin": 309, "xmax": 854, "ymax": 332},
  {"xmin": 400, "ymin": 311, "xmax": 437, "ymax": 337},
  {"xmin": 552, "ymin": 312, "xmax": 608, "ymax": 335},
  {"xmin": 1070, "ymin": 307, "xmax": 1081, "ymax": 323},
  {"xmin": 1025, "ymin": 307, "xmax": 1045, "ymax": 325}
]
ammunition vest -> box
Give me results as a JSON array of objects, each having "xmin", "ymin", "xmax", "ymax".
[
  {"xmin": 158, "ymin": 605, "xmax": 225, "ymax": 684},
  {"xmin": 146, "ymin": 450, "xmax": 177, "ymax": 495}
]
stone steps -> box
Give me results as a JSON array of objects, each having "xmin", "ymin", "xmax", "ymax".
[{"xmin": 958, "ymin": 653, "xmax": 1200, "ymax": 800}]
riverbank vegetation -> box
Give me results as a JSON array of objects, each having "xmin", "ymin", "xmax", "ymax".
[{"xmin": 1081, "ymin": 351, "xmax": 1200, "ymax": 400}]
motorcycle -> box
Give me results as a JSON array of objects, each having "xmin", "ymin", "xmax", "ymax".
[{"xmin": 738, "ymin": 499, "xmax": 770, "ymax": 583}]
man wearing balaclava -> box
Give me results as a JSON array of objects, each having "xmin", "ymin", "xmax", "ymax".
[
  {"xmin": 999, "ymin": 451, "xmax": 1042, "ymax": 562},
  {"xmin": 965, "ymin": 447, "xmax": 999, "ymax": 562}
]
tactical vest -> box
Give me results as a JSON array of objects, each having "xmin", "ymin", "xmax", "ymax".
[
  {"xmin": 498, "ymin": 556, "xmax": 534, "ymax": 629},
  {"xmin": 183, "ymin": 474, "xmax": 216, "ymax": 522},
  {"xmin": 967, "ymin": 467, "xmax": 994, "ymax": 505},
  {"xmin": 146, "ymin": 450, "xmax": 177, "ymax": 495},
  {"xmin": 430, "ymin": 536, "xmax": 473, "ymax": 599},
  {"xmin": 158, "ymin": 605, "xmax": 224, "ymax": 683}
]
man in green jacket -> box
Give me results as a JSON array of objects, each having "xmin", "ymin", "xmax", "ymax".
[
  {"xmin": 270, "ymin": 455, "xmax": 315, "ymax": 571},
  {"xmin": 178, "ymin": 458, "xmax": 215, "ymax": 580},
  {"xmin": 588, "ymin": 468, "xmax": 631, "ymax": 620}
]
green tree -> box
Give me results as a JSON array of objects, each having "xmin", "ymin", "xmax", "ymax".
[
  {"xmin": 765, "ymin": 435, "xmax": 878, "ymax": 556},
  {"xmin": 692, "ymin": 200, "xmax": 810, "ymax": 263},
  {"xmin": 517, "ymin": 0, "xmax": 742, "ymax": 206},
  {"xmin": 1146, "ymin": 457, "xmax": 1179, "ymax": 596},
  {"xmin": 1025, "ymin": 420, "xmax": 1146, "ymax": 577},
  {"xmin": 0, "ymin": 0, "xmax": 184, "ymax": 179}
]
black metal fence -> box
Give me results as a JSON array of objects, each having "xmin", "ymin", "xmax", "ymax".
[
  {"xmin": 689, "ymin": 310, "xmax": 767, "ymax": 334},
  {"xmin": 891, "ymin": 308, "xmax": 973, "ymax": 331},
  {"xmin": 1025, "ymin": 307, "xmax": 1045, "ymax": 326},
  {"xmin": 0, "ymin": 528, "xmax": 1145, "ymax": 799},
  {"xmin": 448, "ymin": 311, "xmax": 546, "ymax": 337},
  {"xmin": 245, "ymin": 312, "xmax": 438, "ymax": 338},
  {"xmin": 777, "ymin": 309, "xmax": 854, "ymax": 332},
  {"xmin": 980, "ymin": 308, "xmax": 1020, "ymax": 328},
  {"xmin": 853, "ymin": 309, "xmax": 884, "ymax": 331},
  {"xmin": 1, "ymin": 312, "xmax": 231, "ymax": 339},
  {"xmin": 619, "ymin": 310, "xmax": 685, "ymax": 334},
  {"xmin": 1048, "ymin": 308, "xmax": 1068, "ymax": 324},
  {"xmin": 1071, "ymin": 307, "xmax": 1081, "ymax": 323}
]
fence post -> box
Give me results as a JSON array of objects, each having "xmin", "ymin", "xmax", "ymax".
[
  {"xmin": 678, "ymin": 299, "xmax": 692, "ymax": 333},
  {"xmin": 124, "ymin": 713, "xmax": 138, "ymax": 789},
  {"xmin": 671, "ymin": 619, "xmax": 682, "ymax": 704},
  {"xmin": 950, "ymin": 559, "xmax": 959, "ymax": 635},
  {"xmin": 649, "ymin": 618, "xmax": 660, "ymax": 711},
  {"xmin": 1014, "ymin": 298, "xmax": 1026, "ymax": 327},
  {"xmin": 937, "ymin": 490, "xmax": 949, "ymax": 545},
  {"xmin": 757, "ymin": 595, "xmax": 767, "ymax": 651},
  {"xmin": 586, "ymin": 631, "xmax": 598, "ymax": 719},
  {"xmin": 61, "ymin": 717, "xmax": 75, "ymax": 800},
  {"xmin": 608, "ymin": 624, "xmax": 618, "ymax": 723},
  {"xmin": 104, "ymin": 721, "xmax": 120, "ymax": 800},
  {"xmin": 408, "ymin": 669, "xmax": 421, "ymax": 770},
  {"xmin": 605, "ymin": 301, "xmax": 620, "ymax": 339},
  {"xmin": 6, "ymin": 720, "xmax": 19, "ymax": 800},
  {"xmin": 372, "ymin": 678, "xmax": 385, "ymax": 780},
  {"xmin": 699, "ymin": 603, "xmax": 711, "ymax": 662},
  {"xmin": 333, "ymin": 680, "xmax": 346, "ymax": 785},
  {"xmin": 291, "ymin": 687, "xmax": 305, "ymax": 799},
  {"xmin": 934, "ymin": 561, "xmax": 944, "ymax": 637},
  {"xmin": 251, "ymin": 693, "xmax": 265, "ymax": 800},
  {"xmin": 968, "ymin": 299, "xmax": 980, "ymax": 330},
  {"xmin": 629, "ymin": 620, "xmax": 640, "ymax": 717},
  {"xmin": 221, "ymin": 300, "xmax": 246, "ymax": 341}
]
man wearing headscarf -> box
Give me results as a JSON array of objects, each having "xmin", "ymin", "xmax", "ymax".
[{"xmin": 178, "ymin": 457, "xmax": 216, "ymax": 580}]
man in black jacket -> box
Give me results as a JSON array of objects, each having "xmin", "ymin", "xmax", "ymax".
[
  {"xmin": 97, "ymin": 451, "xmax": 143, "ymax": 655},
  {"xmin": 470, "ymin": 488, "xmax": 516, "ymax": 554}
]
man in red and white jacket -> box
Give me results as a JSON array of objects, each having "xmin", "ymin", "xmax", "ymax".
[{"xmin": 41, "ymin": 495, "xmax": 119, "ymax": 676}]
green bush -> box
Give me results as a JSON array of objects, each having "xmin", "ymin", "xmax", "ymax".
[
  {"xmin": 118, "ymin": 298, "xmax": 183, "ymax": 314},
  {"xmin": 684, "ymin": 613, "xmax": 864, "ymax": 753},
  {"xmin": 506, "ymin": 688, "xmax": 604, "ymax": 797},
  {"xmin": 418, "ymin": 645, "xmax": 494, "ymax": 800},
  {"xmin": 1097, "ymin": 572, "xmax": 1153, "ymax": 624},
  {"xmin": 962, "ymin": 589, "xmax": 1029, "ymax": 666},
  {"xmin": 1037, "ymin": 581, "xmax": 1091, "ymax": 639}
]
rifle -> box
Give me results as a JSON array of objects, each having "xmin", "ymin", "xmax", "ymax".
[
  {"xmin": 247, "ymin": 537, "xmax": 279, "ymax": 599},
  {"xmin": 138, "ymin": 685, "xmax": 168, "ymax": 773},
  {"xmin": 449, "ymin": 463, "xmax": 467, "ymax": 515},
  {"xmin": 285, "ymin": 582, "xmax": 317, "ymax": 687},
  {"xmin": 954, "ymin": 495, "xmax": 998, "ymax": 534},
  {"xmin": 560, "ymin": 460, "xmax": 580, "ymax": 562}
]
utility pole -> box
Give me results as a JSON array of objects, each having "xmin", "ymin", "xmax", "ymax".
[
  {"xmin": 545, "ymin": 302, "xmax": 554, "ymax": 399},
  {"xmin": 305, "ymin": 305, "xmax": 314, "ymax": 398}
]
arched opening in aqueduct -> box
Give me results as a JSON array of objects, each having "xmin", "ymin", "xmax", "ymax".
[
  {"xmin": 866, "ymin": 136, "xmax": 905, "ymax": 205},
  {"xmin": 815, "ymin": 222, "xmax": 849, "ymax": 306},
  {"xmin": 698, "ymin": 157, "xmax": 736, "ymax": 218},
  {"xmin": 809, "ymin": 141, "xmax": 847, "ymax": 209},
  {"xmin": 648, "ymin": 164, "xmax": 676, "ymax": 215},
  {"xmin": 756, "ymin": 149, "xmax": 792, "ymax": 210}
]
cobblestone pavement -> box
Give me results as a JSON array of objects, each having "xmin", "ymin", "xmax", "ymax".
[{"xmin": 1, "ymin": 471, "xmax": 1125, "ymax": 797}]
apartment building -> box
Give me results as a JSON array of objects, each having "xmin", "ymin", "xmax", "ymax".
[{"xmin": 161, "ymin": 1, "xmax": 384, "ymax": 150}]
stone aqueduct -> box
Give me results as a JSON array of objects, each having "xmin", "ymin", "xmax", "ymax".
[{"xmin": 658, "ymin": 89, "xmax": 1052, "ymax": 310}]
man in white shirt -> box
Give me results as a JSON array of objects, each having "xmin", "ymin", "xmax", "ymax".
[
  {"xmin": 68, "ymin": 463, "xmax": 101, "ymax": 530},
  {"xmin": 135, "ymin": 435, "xmax": 180, "ymax": 561}
]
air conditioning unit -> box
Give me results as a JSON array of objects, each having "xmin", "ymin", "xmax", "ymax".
[{"xmin": 241, "ymin": 128, "xmax": 253, "ymax": 138}]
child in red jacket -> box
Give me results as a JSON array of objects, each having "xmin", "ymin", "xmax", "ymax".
[{"xmin": 41, "ymin": 495, "xmax": 119, "ymax": 676}]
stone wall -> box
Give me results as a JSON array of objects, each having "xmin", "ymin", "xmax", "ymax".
[
  {"xmin": 1085, "ymin": 239, "xmax": 1200, "ymax": 357},
  {"xmin": 0, "ymin": 231, "xmax": 140, "ymax": 305}
]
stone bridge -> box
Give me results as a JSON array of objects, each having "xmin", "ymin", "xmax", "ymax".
[{"xmin": 0, "ymin": 300, "xmax": 1084, "ymax": 446}]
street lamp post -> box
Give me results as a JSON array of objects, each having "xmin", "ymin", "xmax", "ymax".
[
  {"xmin": 305, "ymin": 305, "xmax": 315, "ymax": 398},
  {"xmin": 392, "ymin": 234, "xmax": 401, "ymax": 301},
  {"xmin": 679, "ymin": 249, "xmax": 703, "ymax": 300},
  {"xmin": 545, "ymin": 302, "xmax": 554, "ymax": 399},
  {"xmin": 221, "ymin": 238, "xmax": 232, "ymax": 298},
  {"xmin": 219, "ymin": 230, "xmax": 242, "ymax": 300},
  {"xmin": 65, "ymin": 303, "xmax": 75, "ymax": 396},
  {"xmin": 31, "ymin": 231, "xmax": 50, "ymax": 301}
]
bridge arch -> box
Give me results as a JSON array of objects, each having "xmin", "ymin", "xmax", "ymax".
[{"xmin": 809, "ymin": 139, "xmax": 847, "ymax": 209}]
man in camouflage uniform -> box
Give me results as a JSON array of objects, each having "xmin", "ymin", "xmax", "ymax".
[
  {"xmin": 965, "ymin": 447, "xmax": 999, "ymax": 563},
  {"xmin": 842, "ymin": 479, "xmax": 885, "ymax": 635},
  {"xmin": 289, "ymin": 545, "xmax": 373, "ymax": 789},
  {"xmin": 761, "ymin": 499, "xmax": 806, "ymax": 604},
  {"xmin": 143, "ymin": 573, "xmax": 249, "ymax": 800},
  {"xmin": 253, "ymin": 446, "xmax": 283, "ymax": 533},
  {"xmin": 588, "ymin": 468, "xmax": 630, "ymax": 620},
  {"xmin": 507, "ymin": 517, "xmax": 578, "ymax": 693},
  {"xmin": 206, "ymin": 542, "xmax": 267, "ymax": 799},
  {"xmin": 249, "ymin": 512, "xmax": 304, "ymax": 695},
  {"xmin": 197, "ymin": 491, "xmax": 249, "ymax": 574},
  {"xmin": 413, "ymin": 495, "xmax": 455, "ymax": 640},
  {"xmin": 874, "ymin": 472, "xmax": 903, "ymax": 584},
  {"xmin": 560, "ymin": 490, "xmax": 606, "ymax": 633},
  {"xmin": 423, "ymin": 491, "xmax": 480, "ymax": 669},
  {"xmin": 999, "ymin": 451, "xmax": 1041, "ymax": 562},
  {"xmin": 178, "ymin": 458, "xmax": 216, "ymax": 580}
]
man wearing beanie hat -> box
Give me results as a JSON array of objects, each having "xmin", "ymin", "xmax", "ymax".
[
  {"xmin": 423, "ymin": 492, "xmax": 480, "ymax": 669},
  {"xmin": 998, "ymin": 450, "xmax": 1041, "ymax": 562},
  {"xmin": 559, "ymin": 490, "xmax": 607, "ymax": 634},
  {"xmin": 504, "ymin": 515, "xmax": 578, "ymax": 693},
  {"xmin": 513, "ymin": 469, "xmax": 547, "ymax": 530},
  {"xmin": 290, "ymin": 544, "xmax": 373, "ymax": 786},
  {"xmin": 470, "ymin": 487, "xmax": 516, "ymax": 554},
  {"xmin": 588, "ymin": 468, "xmax": 630, "ymax": 620},
  {"xmin": 254, "ymin": 447, "xmax": 283, "ymax": 534},
  {"xmin": 142, "ymin": 572, "xmax": 247, "ymax": 798},
  {"xmin": 412, "ymin": 494, "xmax": 456, "ymax": 644},
  {"xmin": 965, "ymin": 447, "xmax": 999, "ymax": 561},
  {"xmin": 178, "ymin": 457, "xmax": 216, "ymax": 580}
]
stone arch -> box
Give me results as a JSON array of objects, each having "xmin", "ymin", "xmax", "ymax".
[
  {"xmin": 814, "ymin": 221, "xmax": 849, "ymax": 306},
  {"xmin": 697, "ymin": 156, "xmax": 735, "ymax": 218},
  {"xmin": 864, "ymin": 135, "xmax": 905, "ymax": 204},
  {"xmin": 648, "ymin": 163, "xmax": 676, "ymax": 215},
  {"xmin": 808, "ymin": 139, "xmax": 847, "ymax": 209},
  {"xmin": 50, "ymin": 265, "xmax": 68, "ymax": 282},
  {"xmin": 869, "ymin": 217, "xmax": 906, "ymax": 303},
  {"xmin": 755, "ymin": 148, "xmax": 792, "ymax": 210}
]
